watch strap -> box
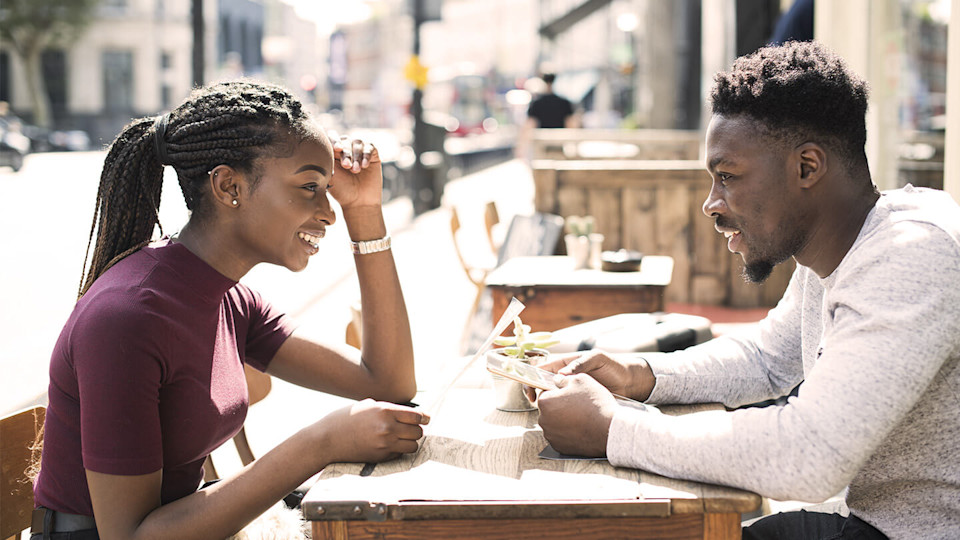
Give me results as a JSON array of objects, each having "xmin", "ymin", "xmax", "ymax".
[{"xmin": 351, "ymin": 235, "xmax": 391, "ymax": 255}]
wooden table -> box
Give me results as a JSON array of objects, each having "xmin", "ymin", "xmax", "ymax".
[
  {"xmin": 302, "ymin": 356, "xmax": 760, "ymax": 540},
  {"xmin": 485, "ymin": 255, "xmax": 674, "ymax": 332}
]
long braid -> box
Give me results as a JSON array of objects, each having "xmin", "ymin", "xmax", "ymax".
[
  {"xmin": 79, "ymin": 118, "xmax": 164, "ymax": 297},
  {"xmin": 78, "ymin": 81, "xmax": 314, "ymax": 298}
]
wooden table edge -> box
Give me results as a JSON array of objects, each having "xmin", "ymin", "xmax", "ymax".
[{"xmin": 302, "ymin": 499, "xmax": 674, "ymax": 522}]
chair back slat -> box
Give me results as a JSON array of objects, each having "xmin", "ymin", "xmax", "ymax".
[{"xmin": 1, "ymin": 406, "xmax": 45, "ymax": 539}]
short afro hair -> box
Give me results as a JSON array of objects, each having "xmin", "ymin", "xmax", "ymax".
[{"xmin": 711, "ymin": 41, "xmax": 869, "ymax": 173}]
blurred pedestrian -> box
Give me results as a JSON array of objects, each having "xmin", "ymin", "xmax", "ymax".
[
  {"xmin": 769, "ymin": 0, "xmax": 814, "ymax": 45},
  {"xmin": 31, "ymin": 80, "xmax": 428, "ymax": 540},
  {"xmin": 527, "ymin": 73, "xmax": 577, "ymax": 129},
  {"xmin": 515, "ymin": 72, "xmax": 580, "ymax": 160}
]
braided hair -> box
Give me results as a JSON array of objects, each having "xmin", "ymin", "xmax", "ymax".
[{"xmin": 79, "ymin": 80, "xmax": 317, "ymax": 297}]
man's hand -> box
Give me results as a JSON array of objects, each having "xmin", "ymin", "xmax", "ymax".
[
  {"xmin": 530, "ymin": 350, "xmax": 655, "ymax": 401},
  {"xmin": 537, "ymin": 374, "xmax": 619, "ymax": 457}
]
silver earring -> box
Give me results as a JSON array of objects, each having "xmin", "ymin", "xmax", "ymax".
[{"xmin": 232, "ymin": 199, "xmax": 238, "ymax": 206}]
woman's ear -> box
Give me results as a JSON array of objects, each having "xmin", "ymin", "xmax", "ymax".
[
  {"xmin": 796, "ymin": 142, "xmax": 827, "ymax": 189},
  {"xmin": 208, "ymin": 165, "xmax": 243, "ymax": 209}
]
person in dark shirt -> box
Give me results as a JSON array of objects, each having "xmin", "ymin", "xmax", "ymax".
[
  {"xmin": 516, "ymin": 73, "xmax": 580, "ymax": 160},
  {"xmin": 769, "ymin": 0, "xmax": 814, "ymax": 45},
  {"xmin": 527, "ymin": 73, "xmax": 575, "ymax": 129}
]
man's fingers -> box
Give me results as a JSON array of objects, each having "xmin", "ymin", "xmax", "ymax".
[
  {"xmin": 557, "ymin": 357, "xmax": 585, "ymax": 375},
  {"xmin": 534, "ymin": 353, "xmax": 578, "ymax": 373},
  {"xmin": 558, "ymin": 350, "xmax": 610, "ymax": 375}
]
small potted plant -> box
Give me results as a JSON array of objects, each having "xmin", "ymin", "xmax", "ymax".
[
  {"xmin": 487, "ymin": 316, "xmax": 558, "ymax": 411},
  {"xmin": 564, "ymin": 215, "xmax": 604, "ymax": 270}
]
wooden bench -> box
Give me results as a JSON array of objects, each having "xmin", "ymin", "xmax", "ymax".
[
  {"xmin": 532, "ymin": 128, "xmax": 702, "ymax": 161},
  {"xmin": 532, "ymin": 159, "xmax": 793, "ymax": 308}
]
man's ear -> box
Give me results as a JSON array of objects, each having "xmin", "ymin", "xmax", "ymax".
[
  {"xmin": 796, "ymin": 142, "xmax": 827, "ymax": 189},
  {"xmin": 208, "ymin": 164, "xmax": 243, "ymax": 209}
]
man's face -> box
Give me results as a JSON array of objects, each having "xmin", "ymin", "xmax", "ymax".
[{"xmin": 703, "ymin": 114, "xmax": 807, "ymax": 283}]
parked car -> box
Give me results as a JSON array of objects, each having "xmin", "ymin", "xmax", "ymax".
[
  {"xmin": 0, "ymin": 117, "xmax": 31, "ymax": 172},
  {"xmin": 48, "ymin": 129, "xmax": 91, "ymax": 152}
]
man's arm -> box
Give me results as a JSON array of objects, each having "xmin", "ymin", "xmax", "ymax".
[
  {"xmin": 607, "ymin": 224, "xmax": 960, "ymax": 502},
  {"xmin": 643, "ymin": 266, "xmax": 807, "ymax": 407}
]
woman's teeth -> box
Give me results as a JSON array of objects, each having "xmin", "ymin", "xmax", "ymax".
[{"xmin": 298, "ymin": 231, "xmax": 324, "ymax": 247}]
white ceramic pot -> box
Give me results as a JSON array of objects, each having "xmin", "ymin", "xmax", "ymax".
[
  {"xmin": 487, "ymin": 348, "xmax": 548, "ymax": 412},
  {"xmin": 565, "ymin": 233, "xmax": 605, "ymax": 270}
]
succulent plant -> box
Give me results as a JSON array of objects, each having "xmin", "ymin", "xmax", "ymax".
[
  {"xmin": 565, "ymin": 215, "xmax": 595, "ymax": 237},
  {"xmin": 492, "ymin": 316, "xmax": 559, "ymax": 358}
]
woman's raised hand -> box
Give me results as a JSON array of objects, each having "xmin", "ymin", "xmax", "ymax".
[
  {"xmin": 327, "ymin": 131, "xmax": 383, "ymax": 210},
  {"xmin": 317, "ymin": 399, "xmax": 430, "ymax": 465}
]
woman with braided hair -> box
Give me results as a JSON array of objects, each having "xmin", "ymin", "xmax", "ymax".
[{"xmin": 31, "ymin": 81, "xmax": 427, "ymax": 540}]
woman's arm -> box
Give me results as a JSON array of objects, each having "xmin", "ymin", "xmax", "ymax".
[
  {"xmin": 87, "ymin": 399, "xmax": 427, "ymax": 540},
  {"xmin": 266, "ymin": 136, "xmax": 415, "ymax": 404}
]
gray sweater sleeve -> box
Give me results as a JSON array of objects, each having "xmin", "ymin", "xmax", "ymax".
[
  {"xmin": 607, "ymin": 219, "xmax": 960, "ymax": 505},
  {"xmin": 642, "ymin": 267, "xmax": 806, "ymax": 408}
]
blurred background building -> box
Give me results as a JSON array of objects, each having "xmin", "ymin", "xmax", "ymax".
[
  {"xmin": 0, "ymin": 0, "xmax": 319, "ymax": 147},
  {"xmin": 0, "ymin": 0, "xmax": 954, "ymax": 193}
]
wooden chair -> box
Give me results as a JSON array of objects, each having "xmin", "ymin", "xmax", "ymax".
[
  {"xmin": 483, "ymin": 201, "xmax": 501, "ymax": 255},
  {"xmin": 450, "ymin": 206, "xmax": 497, "ymax": 350},
  {"xmin": 202, "ymin": 366, "xmax": 272, "ymax": 482},
  {"xmin": 345, "ymin": 301, "xmax": 362, "ymax": 349},
  {"xmin": 1, "ymin": 406, "xmax": 45, "ymax": 540}
]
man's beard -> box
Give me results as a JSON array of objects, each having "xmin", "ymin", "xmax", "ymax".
[
  {"xmin": 742, "ymin": 260, "xmax": 776, "ymax": 283},
  {"xmin": 719, "ymin": 217, "xmax": 804, "ymax": 284}
]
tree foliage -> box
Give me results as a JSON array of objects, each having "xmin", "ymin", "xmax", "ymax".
[
  {"xmin": 0, "ymin": 0, "xmax": 101, "ymax": 127},
  {"xmin": 0, "ymin": 0, "xmax": 99, "ymax": 54}
]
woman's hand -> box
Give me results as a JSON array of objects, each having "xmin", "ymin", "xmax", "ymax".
[
  {"xmin": 327, "ymin": 132, "xmax": 383, "ymax": 210},
  {"xmin": 316, "ymin": 399, "xmax": 430, "ymax": 464}
]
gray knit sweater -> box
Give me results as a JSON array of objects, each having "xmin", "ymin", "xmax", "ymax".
[{"xmin": 607, "ymin": 185, "xmax": 960, "ymax": 539}]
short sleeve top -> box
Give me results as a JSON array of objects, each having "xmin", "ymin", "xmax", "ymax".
[{"xmin": 34, "ymin": 239, "xmax": 297, "ymax": 515}]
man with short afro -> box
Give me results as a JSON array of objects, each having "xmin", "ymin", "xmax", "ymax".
[{"xmin": 534, "ymin": 41, "xmax": 960, "ymax": 539}]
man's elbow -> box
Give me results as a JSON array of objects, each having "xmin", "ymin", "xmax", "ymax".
[{"xmin": 762, "ymin": 462, "xmax": 851, "ymax": 503}]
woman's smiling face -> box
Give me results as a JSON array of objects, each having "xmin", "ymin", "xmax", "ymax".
[{"xmin": 234, "ymin": 134, "xmax": 337, "ymax": 272}]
